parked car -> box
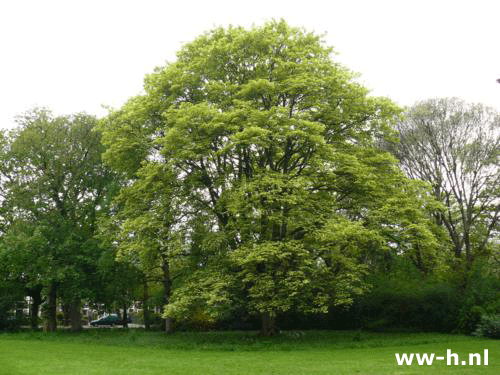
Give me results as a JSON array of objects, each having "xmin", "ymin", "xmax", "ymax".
[{"xmin": 90, "ymin": 314, "xmax": 131, "ymax": 327}]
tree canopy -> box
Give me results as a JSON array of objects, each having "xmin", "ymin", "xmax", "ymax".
[
  {"xmin": 100, "ymin": 20, "xmax": 441, "ymax": 335},
  {"xmin": 395, "ymin": 98, "xmax": 500, "ymax": 265},
  {"xmin": 0, "ymin": 108, "xmax": 116, "ymax": 331}
]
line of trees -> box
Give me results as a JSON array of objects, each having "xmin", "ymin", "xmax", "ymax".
[
  {"xmin": 1, "ymin": 20, "xmax": 499, "ymax": 335},
  {"xmin": 0, "ymin": 109, "xmax": 116, "ymax": 331}
]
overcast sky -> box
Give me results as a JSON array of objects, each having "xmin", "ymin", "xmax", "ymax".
[{"xmin": 1, "ymin": 0, "xmax": 499, "ymax": 129}]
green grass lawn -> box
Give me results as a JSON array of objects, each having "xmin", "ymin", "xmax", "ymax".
[{"xmin": 1, "ymin": 330, "xmax": 499, "ymax": 374}]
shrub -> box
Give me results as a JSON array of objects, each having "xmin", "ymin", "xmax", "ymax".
[
  {"xmin": 456, "ymin": 260, "xmax": 500, "ymax": 332},
  {"xmin": 474, "ymin": 314, "xmax": 500, "ymax": 339},
  {"xmin": 357, "ymin": 263, "xmax": 461, "ymax": 332},
  {"xmin": 0, "ymin": 280, "xmax": 24, "ymax": 331}
]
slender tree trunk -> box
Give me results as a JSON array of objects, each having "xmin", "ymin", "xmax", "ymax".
[
  {"xmin": 62, "ymin": 303, "xmax": 70, "ymax": 326},
  {"xmin": 31, "ymin": 299, "xmax": 41, "ymax": 330},
  {"xmin": 464, "ymin": 231, "xmax": 474, "ymax": 269},
  {"xmin": 69, "ymin": 300, "xmax": 82, "ymax": 332},
  {"xmin": 165, "ymin": 316, "xmax": 174, "ymax": 333},
  {"xmin": 261, "ymin": 312, "xmax": 277, "ymax": 336},
  {"xmin": 29, "ymin": 286, "xmax": 43, "ymax": 330},
  {"xmin": 143, "ymin": 281, "xmax": 151, "ymax": 330},
  {"xmin": 161, "ymin": 258, "xmax": 174, "ymax": 333},
  {"xmin": 122, "ymin": 304, "xmax": 129, "ymax": 328},
  {"xmin": 44, "ymin": 282, "xmax": 57, "ymax": 332}
]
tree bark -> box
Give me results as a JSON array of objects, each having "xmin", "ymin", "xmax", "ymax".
[
  {"xmin": 44, "ymin": 282, "xmax": 57, "ymax": 332},
  {"xmin": 28, "ymin": 285, "xmax": 43, "ymax": 330},
  {"xmin": 62, "ymin": 303, "xmax": 70, "ymax": 326},
  {"xmin": 69, "ymin": 300, "xmax": 82, "ymax": 332},
  {"xmin": 143, "ymin": 281, "xmax": 151, "ymax": 330},
  {"xmin": 165, "ymin": 316, "xmax": 174, "ymax": 333},
  {"xmin": 261, "ymin": 312, "xmax": 277, "ymax": 336},
  {"xmin": 161, "ymin": 258, "xmax": 174, "ymax": 334},
  {"xmin": 122, "ymin": 304, "xmax": 129, "ymax": 328}
]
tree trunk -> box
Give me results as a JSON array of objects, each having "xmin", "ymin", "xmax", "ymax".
[
  {"xmin": 122, "ymin": 304, "xmax": 129, "ymax": 328},
  {"xmin": 165, "ymin": 317, "xmax": 174, "ymax": 333},
  {"xmin": 261, "ymin": 312, "xmax": 277, "ymax": 336},
  {"xmin": 29, "ymin": 285, "xmax": 43, "ymax": 330},
  {"xmin": 143, "ymin": 281, "xmax": 151, "ymax": 330},
  {"xmin": 31, "ymin": 299, "xmax": 41, "ymax": 330},
  {"xmin": 44, "ymin": 282, "xmax": 57, "ymax": 332},
  {"xmin": 69, "ymin": 300, "xmax": 82, "ymax": 332},
  {"xmin": 161, "ymin": 258, "xmax": 174, "ymax": 334},
  {"xmin": 62, "ymin": 303, "xmax": 70, "ymax": 326},
  {"xmin": 464, "ymin": 231, "xmax": 474, "ymax": 269}
]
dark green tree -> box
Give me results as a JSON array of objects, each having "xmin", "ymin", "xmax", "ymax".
[{"xmin": 0, "ymin": 108, "xmax": 116, "ymax": 331}]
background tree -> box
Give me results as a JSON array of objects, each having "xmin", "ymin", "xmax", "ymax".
[
  {"xmin": 96, "ymin": 162, "xmax": 182, "ymax": 333},
  {"xmin": 94, "ymin": 246, "xmax": 144, "ymax": 328},
  {"xmin": 0, "ymin": 108, "xmax": 116, "ymax": 331},
  {"xmin": 395, "ymin": 98, "xmax": 500, "ymax": 266},
  {"xmin": 0, "ymin": 247, "xmax": 25, "ymax": 330}
]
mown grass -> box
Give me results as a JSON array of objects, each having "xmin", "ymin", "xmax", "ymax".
[{"xmin": 1, "ymin": 330, "xmax": 499, "ymax": 374}]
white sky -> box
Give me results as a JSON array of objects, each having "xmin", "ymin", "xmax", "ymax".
[{"xmin": 1, "ymin": 0, "xmax": 499, "ymax": 129}]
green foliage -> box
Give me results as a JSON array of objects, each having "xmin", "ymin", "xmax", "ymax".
[
  {"xmin": 358, "ymin": 260, "xmax": 461, "ymax": 332},
  {"xmin": 456, "ymin": 260, "xmax": 500, "ymax": 332},
  {"xmin": 0, "ymin": 277, "xmax": 24, "ymax": 331},
  {"xmin": 474, "ymin": 314, "xmax": 500, "ymax": 339},
  {"xmin": 99, "ymin": 20, "xmax": 444, "ymax": 333},
  {"xmin": 1, "ymin": 21, "xmax": 499, "ymax": 337},
  {"xmin": 395, "ymin": 97, "xmax": 500, "ymax": 263},
  {"xmin": 0, "ymin": 108, "xmax": 118, "ymax": 330},
  {"xmin": 95, "ymin": 246, "xmax": 144, "ymax": 310},
  {"xmin": 230, "ymin": 241, "xmax": 328, "ymax": 315},
  {"xmin": 163, "ymin": 268, "xmax": 234, "ymax": 323}
]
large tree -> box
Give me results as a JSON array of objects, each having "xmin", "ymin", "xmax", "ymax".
[
  {"xmin": 0, "ymin": 108, "xmax": 116, "ymax": 331},
  {"xmin": 395, "ymin": 98, "xmax": 500, "ymax": 266},
  {"xmin": 101, "ymin": 20, "xmax": 439, "ymax": 335}
]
